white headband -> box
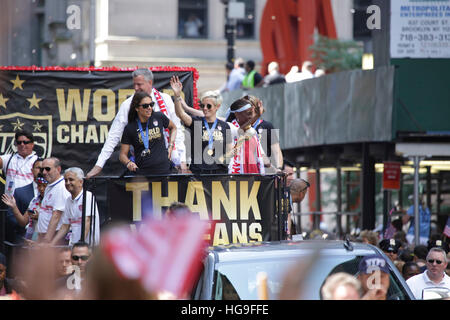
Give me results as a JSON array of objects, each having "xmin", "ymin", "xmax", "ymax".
[{"xmin": 231, "ymin": 103, "xmax": 252, "ymax": 113}]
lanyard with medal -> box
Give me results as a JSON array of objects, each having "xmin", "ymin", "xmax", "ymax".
[
  {"xmin": 252, "ymin": 118, "xmax": 263, "ymax": 141},
  {"xmin": 137, "ymin": 119, "xmax": 151, "ymax": 157},
  {"xmin": 203, "ymin": 117, "xmax": 218, "ymax": 156},
  {"xmin": 252, "ymin": 118, "xmax": 262, "ymax": 131}
]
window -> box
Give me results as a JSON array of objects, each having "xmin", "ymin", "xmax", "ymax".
[
  {"xmin": 235, "ymin": 0, "xmax": 255, "ymax": 39},
  {"xmin": 178, "ymin": 0, "xmax": 207, "ymax": 39}
]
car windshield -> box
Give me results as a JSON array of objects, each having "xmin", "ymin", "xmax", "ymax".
[{"xmin": 214, "ymin": 254, "xmax": 411, "ymax": 300}]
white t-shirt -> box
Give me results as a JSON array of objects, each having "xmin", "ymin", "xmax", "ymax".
[
  {"xmin": 95, "ymin": 89, "xmax": 186, "ymax": 168},
  {"xmin": 1, "ymin": 152, "xmax": 38, "ymax": 195},
  {"xmin": 61, "ymin": 190, "xmax": 100, "ymax": 246},
  {"xmin": 36, "ymin": 176, "xmax": 71, "ymax": 234},
  {"xmin": 406, "ymin": 270, "xmax": 450, "ymax": 299}
]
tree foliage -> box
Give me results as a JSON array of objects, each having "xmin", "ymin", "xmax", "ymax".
[{"xmin": 309, "ymin": 35, "xmax": 363, "ymax": 73}]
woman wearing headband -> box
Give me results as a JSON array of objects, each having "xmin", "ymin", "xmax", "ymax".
[
  {"xmin": 242, "ymin": 95, "xmax": 283, "ymax": 172},
  {"xmin": 171, "ymin": 76, "xmax": 232, "ymax": 175},
  {"xmin": 119, "ymin": 91, "xmax": 177, "ymax": 175},
  {"xmin": 227, "ymin": 98, "xmax": 265, "ymax": 174}
]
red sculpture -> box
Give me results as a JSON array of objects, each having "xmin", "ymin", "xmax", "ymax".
[{"xmin": 260, "ymin": 0, "xmax": 337, "ymax": 75}]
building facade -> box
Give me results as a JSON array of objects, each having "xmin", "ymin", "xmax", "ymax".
[{"xmin": 1, "ymin": 0, "xmax": 354, "ymax": 92}]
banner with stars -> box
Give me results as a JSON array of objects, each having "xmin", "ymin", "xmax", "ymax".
[{"xmin": 0, "ymin": 66, "xmax": 199, "ymax": 183}]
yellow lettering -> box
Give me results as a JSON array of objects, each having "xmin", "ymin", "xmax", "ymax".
[
  {"xmin": 232, "ymin": 223, "xmax": 248, "ymax": 243},
  {"xmin": 151, "ymin": 182, "xmax": 178, "ymax": 219},
  {"xmin": 56, "ymin": 125, "xmax": 70, "ymax": 143},
  {"xmin": 249, "ymin": 223, "xmax": 263, "ymax": 242},
  {"xmin": 100, "ymin": 125, "xmax": 109, "ymax": 143},
  {"xmin": 213, "ymin": 223, "xmax": 229, "ymax": 246},
  {"xmin": 85, "ymin": 124, "xmax": 99, "ymax": 143},
  {"xmin": 56, "ymin": 89, "xmax": 91, "ymax": 121},
  {"xmin": 71, "ymin": 124, "xmax": 84, "ymax": 143},
  {"xmin": 118, "ymin": 89, "xmax": 135, "ymax": 108},
  {"xmin": 184, "ymin": 181, "xmax": 208, "ymax": 219},
  {"xmin": 125, "ymin": 182, "xmax": 149, "ymax": 222},
  {"xmin": 212, "ymin": 181, "xmax": 236, "ymax": 220},
  {"xmin": 56, "ymin": 88, "xmax": 91, "ymax": 122},
  {"xmin": 240, "ymin": 181, "xmax": 261, "ymax": 220},
  {"xmin": 93, "ymin": 89, "xmax": 115, "ymax": 121}
]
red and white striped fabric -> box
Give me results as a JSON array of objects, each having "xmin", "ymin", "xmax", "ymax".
[
  {"xmin": 444, "ymin": 216, "xmax": 450, "ymax": 238},
  {"xmin": 102, "ymin": 216, "xmax": 211, "ymax": 298},
  {"xmin": 153, "ymin": 88, "xmax": 175, "ymax": 151}
]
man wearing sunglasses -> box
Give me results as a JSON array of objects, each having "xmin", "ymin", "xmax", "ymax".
[
  {"xmin": 86, "ymin": 68, "xmax": 187, "ymax": 178},
  {"xmin": 37, "ymin": 157, "xmax": 71, "ymax": 243},
  {"xmin": 406, "ymin": 247, "xmax": 450, "ymax": 299},
  {"xmin": 1, "ymin": 131, "xmax": 38, "ymax": 196},
  {"xmin": 69, "ymin": 242, "xmax": 91, "ymax": 290}
]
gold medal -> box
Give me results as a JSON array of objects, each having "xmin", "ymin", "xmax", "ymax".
[
  {"xmin": 141, "ymin": 149, "xmax": 150, "ymax": 157},
  {"xmin": 207, "ymin": 149, "xmax": 214, "ymax": 156}
]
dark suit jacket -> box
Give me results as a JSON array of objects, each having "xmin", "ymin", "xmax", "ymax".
[{"xmin": 6, "ymin": 182, "xmax": 35, "ymax": 243}]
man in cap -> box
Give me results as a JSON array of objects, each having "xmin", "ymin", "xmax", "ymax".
[
  {"xmin": 357, "ymin": 255, "xmax": 391, "ymax": 300},
  {"xmin": 406, "ymin": 247, "xmax": 450, "ymax": 299},
  {"xmin": 379, "ymin": 238, "xmax": 402, "ymax": 262}
]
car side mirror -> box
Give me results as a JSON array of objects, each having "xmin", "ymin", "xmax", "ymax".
[{"xmin": 422, "ymin": 287, "xmax": 450, "ymax": 300}]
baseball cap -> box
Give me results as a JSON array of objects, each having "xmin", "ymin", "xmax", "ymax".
[
  {"xmin": 36, "ymin": 176, "xmax": 48, "ymax": 184},
  {"xmin": 358, "ymin": 255, "xmax": 390, "ymax": 274},
  {"xmin": 379, "ymin": 238, "xmax": 401, "ymax": 253}
]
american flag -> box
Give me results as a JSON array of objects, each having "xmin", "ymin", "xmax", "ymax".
[
  {"xmin": 444, "ymin": 216, "xmax": 450, "ymax": 238},
  {"xmin": 103, "ymin": 216, "xmax": 212, "ymax": 298},
  {"xmin": 384, "ymin": 208, "xmax": 396, "ymax": 239}
]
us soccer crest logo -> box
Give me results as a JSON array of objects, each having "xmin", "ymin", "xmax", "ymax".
[{"xmin": 0, "ymin": 112, "xmax": 53, "ymax": 159}]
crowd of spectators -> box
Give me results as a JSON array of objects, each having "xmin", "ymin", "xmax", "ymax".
[
  {"xmin": 1, "ymin": 65, "xmax": 449, "ymax": 301},
  {"xmin": 220, "ymin": 58, "xmax": 326, "ymax": 93}
]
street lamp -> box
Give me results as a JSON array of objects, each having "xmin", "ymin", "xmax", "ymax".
[{"xmin": 221, "ymin": 0, "xmax": 245, "ymax": 64}]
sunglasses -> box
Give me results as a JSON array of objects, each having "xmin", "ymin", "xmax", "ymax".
[
  {"xmin": 16, "ymin": 140, "xmax": 33, "ymax": 145},
  {"xmin": 200, "ymin": 103, "xmax": 214, "ymax": 110},
  {"xmin": 427, "ymin": 259, "xmax": 443, "ymax": 265},
  {"xmin": 40, "ymin": 167, "xmax": 52, "ymax": 172},
  {"xmin": 72, "ymin": 255, "xmax": 90, "ymax": 261},
  {"xmin": 139, "ymin": 102, "xmax": 155, "ymax": 109}
]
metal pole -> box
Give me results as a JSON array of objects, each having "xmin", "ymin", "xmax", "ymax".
[
  {"xmin": 296, "ymin": 165, "xmax": 302, "ymax": 234},
  {"xmin": 345, "ymin": 171, "xmax": 351, "ymax": 234},
  {"xmin": 413, "ymin": 156, "xmax": 421, "ymax": 247},
  {"xmin": 336, "ymin": 166, "xmax": 343, "ymax": 239},
  {"xmin": 314, "ymin": 166, "xmax": 321, "ymax": 230},
  {"xmin": 89, "ymin": 0, "xmax": 96, "ymax": 66},
  {"xmin": 222, "ymin": 1, "xmax": 236, "ymax": 64},
  {"xmin": 426, "ymin": 166, "xmax": 432, "ymax": 212},
  {"xmin": 81, "ymin": 179, "xmax": 87, "ymax": 244},
  {"xmin": 437, "ymin": 171, "xmax": 442, "ymax": 217}
]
